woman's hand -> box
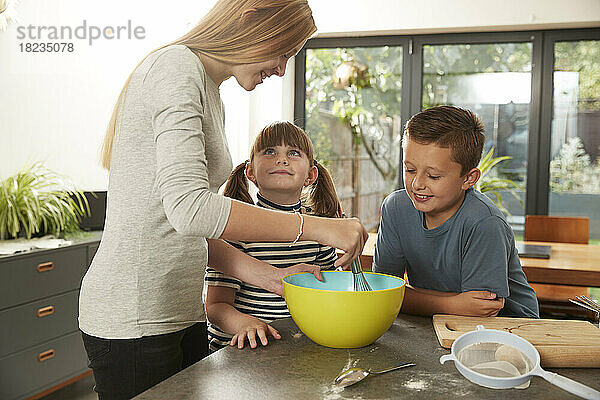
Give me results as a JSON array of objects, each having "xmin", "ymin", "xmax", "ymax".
[
  {"xmin": 307, "ymin": 217, "xmax": 368, "ymax": 269},
  {"xmin": 264, "ymin": 263, "xmax": 323, "ymax": 297},
  {"xmin": 230, "ymin": 316, "xmax": 281, "ymax": 349}
]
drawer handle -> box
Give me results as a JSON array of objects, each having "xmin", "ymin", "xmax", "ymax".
[
  {"xmin": 38, "ymin": 349, "xmax": 55, "ymax": 362},
  {"xmin": 37, "ymin": 306, "xmax": 55, "ymax": 317},
  {"xmin": 37, "ymin": 262, "xmax": 54, "ymax": 272}
]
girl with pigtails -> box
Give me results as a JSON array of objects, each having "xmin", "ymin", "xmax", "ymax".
[{"xmin": 205, "ymin": 121, "xmax": 344, "ymax": 352}]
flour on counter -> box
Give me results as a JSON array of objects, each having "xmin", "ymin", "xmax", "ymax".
[
  {"xmin": 404, "ymin": 378, "xmax": 428, "ymax": 390},
  {"xmin": 321, "ymin": 384, "xmax": 345, "ymax": 400},
  {"xmin": 404, "ymin": 371, "xmax": 474, "ymax": 396},
  {"xmin": 322, "ymin": 351, "xmax": 362, "ymax": 400},
  {"xmin": 322, "ymin": 384, "xmax": 366, "ymax": 400},
  {"xmin": 343, "ymin": 352, "xmax": 360, "ymax": 371}
]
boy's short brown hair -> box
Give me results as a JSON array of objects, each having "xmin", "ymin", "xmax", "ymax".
[{"xmin": 404, "ymin": 105, "xmax": 485, "ymax": 175}]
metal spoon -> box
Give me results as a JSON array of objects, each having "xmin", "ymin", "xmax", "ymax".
[{"xmin": 334, "ymin": 362, "xmax": 415, "ymax": 388}]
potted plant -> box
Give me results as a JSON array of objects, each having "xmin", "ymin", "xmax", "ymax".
[
  {"xmin": 0, "ymin": 163, "xmax": 90, "ymax": 240},
  {"xmin": 475, "ymin": 147, "xmax": 523, "ymax": 215}
]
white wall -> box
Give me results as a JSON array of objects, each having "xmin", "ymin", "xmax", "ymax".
[
  {"xmin": 1, "ymin": 0, "xmax": 598, "ymax": 190},
  {"xmin": 0, "ymin": 0, "xmax": 218, "ymax": 189},
  {"xmin": 311, "ymin": 0, "xmax": 600, "ymax": 36}
]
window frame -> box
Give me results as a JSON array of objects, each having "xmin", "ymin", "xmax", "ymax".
[
  {"xmin": 294, "ymin": 28, "xmax": 600, "ymax": 217},
  {"xmin": 538, "ymin": 29, "xmax": 600, "ymax": 214}
]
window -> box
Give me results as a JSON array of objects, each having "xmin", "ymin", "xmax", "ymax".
[
  {"xmin": 548, "ymin": 40, "xmax": 600, "ymax": 240},
  {"xmin": 422, "ymin": 42, "xmax": 533, "ymax": 224},
  {"xmin": 304, "ymin": 45, "xmax": 404, "ymax": 230},
  {"xmin": 296, "ymin": 29, "xmax": 600, "ymax": 240}
]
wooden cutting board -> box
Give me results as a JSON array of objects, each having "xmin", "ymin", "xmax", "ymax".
[{"xmin": 432, "ymin": 314, "xmax": 600, "ymax": 368}]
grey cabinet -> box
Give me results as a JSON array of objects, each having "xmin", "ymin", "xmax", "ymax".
[{"xmin": 0, "ymin": 232, "xmax": 101, "ymax": 400}]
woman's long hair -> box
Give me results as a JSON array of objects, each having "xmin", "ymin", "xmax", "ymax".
[
  {"xmin": 101, "ymin": 0, "xmax": 316, "ymax": 170},
  {"xmin": 223, "ymin": 121, "xmax": 343, "ymax": 219}
]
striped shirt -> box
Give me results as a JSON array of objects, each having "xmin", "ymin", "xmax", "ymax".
[{"xmin": 205, "ymin": 193, "xmax": 337, "ymax": 351}]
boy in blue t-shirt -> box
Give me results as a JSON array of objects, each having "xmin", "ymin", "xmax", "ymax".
[{"xmin": 374, "ymin": 106, "xmax": 539, "ymax": 318}]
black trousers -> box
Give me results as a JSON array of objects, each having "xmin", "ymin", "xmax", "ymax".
[{"xmin": 81, "ymin": 322, "xmax": 208, "ymax": 400}]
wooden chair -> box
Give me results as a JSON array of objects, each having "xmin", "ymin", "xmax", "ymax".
[
  {"xmin": 525, "ymin": 215, "xmax": 589, "ymax": 244},
  {"xmin": 524, "ymin": 215, "xmax": 592, "ymax": 319}
]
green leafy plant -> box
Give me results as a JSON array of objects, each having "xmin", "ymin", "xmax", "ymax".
[
  {"xmin": 476, "ymin": 147, "xmax": 524, "ymax": 215},
  {"xmin": 0, "ymin": 163, "xmax": 90, "ymax": 240}
]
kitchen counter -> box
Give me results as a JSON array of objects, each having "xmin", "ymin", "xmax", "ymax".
[
  {"xmin": 0, "ymin": 230, "xmax": 102, "ymax": 260},
  {"xmin": 135, "ymin": 314, "xmax": 600, "ymax": 399}
]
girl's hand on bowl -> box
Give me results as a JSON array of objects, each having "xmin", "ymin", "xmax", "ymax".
[
  {"xmin": 230, "ymin": 317, "xmax": 281, "ymax": 349},
  {"xmin": 267, "ymin": 263, "xmax": 323, "ymax": 296}
]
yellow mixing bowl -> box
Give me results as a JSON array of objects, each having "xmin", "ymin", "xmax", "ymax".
[{"xmin": 283, "ymin": 271, "xmax": 405, "ymax": 348}]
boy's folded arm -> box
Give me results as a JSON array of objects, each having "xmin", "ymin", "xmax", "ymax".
[
  {"xmin": 400, "ymin": 286, "xmax": 454, "ymax": 316},
  {"xmin": 400, "ymin": 217, "xmax": 510, "ymax": 317},
  {"xmin": 401, "ymin": 286, "xmax": 505, "ymax": 317}
]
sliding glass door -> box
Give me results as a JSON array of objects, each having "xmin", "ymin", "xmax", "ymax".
[
  {"xmin": 547, "ymin": 37, "xmax": 600, "ymax": 239},
  {"xmin": 296, "ymin": 29, "xmax": 600, "ymax": 239},
  {"xmin": 421, "ymin": 41, "xmax": 533, "ymax": 223}
]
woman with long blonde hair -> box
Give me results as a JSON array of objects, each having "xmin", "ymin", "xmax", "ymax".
[{"xmin": 78, "ymin": 1, "xmax": 367, "ymax": 398}]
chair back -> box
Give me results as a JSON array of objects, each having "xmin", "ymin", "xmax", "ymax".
[{"xmin": 524, "ymin": 215, "xmax": 589, "ymax": 244}]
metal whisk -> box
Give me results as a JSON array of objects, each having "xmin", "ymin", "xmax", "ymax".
[{"xmin": 351, "ymin": 257, "xmax": 372, "ymax": 291}]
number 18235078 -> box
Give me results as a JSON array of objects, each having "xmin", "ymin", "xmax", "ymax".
[{"xmin": 19, "ymin": 42, "xmax": 74, "ymax": 52}]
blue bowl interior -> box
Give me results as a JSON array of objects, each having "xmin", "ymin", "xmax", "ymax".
[{"xmin": 284, "ymin": 271, "xmax": 404, "ymax": 292}]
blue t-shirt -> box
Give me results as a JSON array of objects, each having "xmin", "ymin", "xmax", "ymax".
[{"xmin": 373, "ymin": 188, "xmax": 539, "ymax": 318}]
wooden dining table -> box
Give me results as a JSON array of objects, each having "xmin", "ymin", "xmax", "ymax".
[{"xmin": 358, "ymin": 233, "xmax": 600, "ymax": 287}]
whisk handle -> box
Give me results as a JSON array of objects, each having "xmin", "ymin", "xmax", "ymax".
[{"xmin": 350, "ymin": 259, "xmax": 361, "ymax": 274}]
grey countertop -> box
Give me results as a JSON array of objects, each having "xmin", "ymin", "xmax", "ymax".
[{"xmin": 135, "ymin": 314, "xmax": 600, "ymax": 399}]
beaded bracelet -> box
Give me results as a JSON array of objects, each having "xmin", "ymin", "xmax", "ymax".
[{"xmin": 290, "ymin": 211, "xmax": 304, "ymax": 246}]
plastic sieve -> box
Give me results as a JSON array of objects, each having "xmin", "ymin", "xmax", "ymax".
[{"xmin": 440, "ymin": 325, "xmax": 600, "ymax": 399}]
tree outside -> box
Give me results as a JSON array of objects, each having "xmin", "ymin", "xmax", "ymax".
[{"xmin": 305, "ymin": 46, "xmax": 403, "ymax": 228}]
